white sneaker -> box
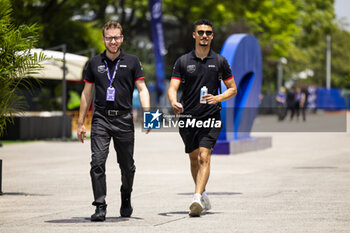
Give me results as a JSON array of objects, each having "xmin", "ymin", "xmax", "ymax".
[
  {"xmin": 189, "ymin": 194, "xmax": 203, "ymax": 217},
  {"xmin": 201, "ymin": 194, "xmax": 211, "ymax": 211}
]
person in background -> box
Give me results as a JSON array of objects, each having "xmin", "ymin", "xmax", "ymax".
[
  {"xmin": 132, "ymin": 88, "xmax": 141, "ymax": 122},
  {"xmin": 294, "ymin": 87, "xmax": 302, "ymax": 121},
  {"xmin": 276, "ymin": 86, "xmax": 287, "ymax": 121},
  {"xmin": 300, "ymin": 87, "xmax": 309, "ymax": 121},
  {"xmin": 286, "ymin": 86, "xmax": 296, "ymax": 121}
]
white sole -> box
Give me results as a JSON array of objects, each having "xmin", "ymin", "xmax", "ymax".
[{"xmin": 189, "ymin": 202, "xmax": 203, "ymax": 217}]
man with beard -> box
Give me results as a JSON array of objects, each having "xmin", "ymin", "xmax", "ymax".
[
  {"xmin": 168, "ymin": 19, "xmax": 237, "ymax": 217},
  {"xmin": 77, "ymin": 21, "xmax": 150, "ymax": 221}
]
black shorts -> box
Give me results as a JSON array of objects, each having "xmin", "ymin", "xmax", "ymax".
[{"xmin": 179, "ymin": 113, "xmax": 222, "ymax": 153}]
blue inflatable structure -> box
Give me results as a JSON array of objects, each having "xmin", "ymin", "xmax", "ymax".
[{"xmin": 213, "ymin": 34, "xmax": 268, "ymax": 154}]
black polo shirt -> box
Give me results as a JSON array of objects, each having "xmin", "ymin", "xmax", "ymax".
[
  {"xmin": 84, "ymin": 50, "xmax": 144, "ymax": 110},
  {"xmin": 171, "ymin": 49, "xmax": 233, "ymax": 118}
]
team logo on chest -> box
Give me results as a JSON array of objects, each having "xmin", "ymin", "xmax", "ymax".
[
  {"xmin": 97, "ymin": 65, "xmax": 106, "ymax": 73},
  {"xmin": 187, "ymin": 65, "xmax": 196, "ymax": 73}
]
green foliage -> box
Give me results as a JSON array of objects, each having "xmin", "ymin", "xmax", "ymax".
[
  {"xmin": 245, "ymin": 0, "xmax": 300, "ymax": 59},
  {"xmin": 281, "ymin": 0, "xmax": 350, "ymax": 89},
  {"xmin": 84, "ymin": 22, "xmax": 105, "ymax": 54},
  {"xmin": 7, "ymin": 0, "xmax": 350, "ymax": 92},
  {"xmin": 0, "ymin": 0, "xmax": 46, "ymax": 136},
  {"xmin": 296, "ymin": 0, "xmax": 336, "ymax": 47},
  {"xmin": 10, "ymin": 0, "xmax": 101, "ymax": 53},
  {"xmin": 328, "ymin": 28, "xmax": 350, "ymax": 87}
]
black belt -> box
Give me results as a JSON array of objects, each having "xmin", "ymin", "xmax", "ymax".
[{"xmin": 96, "ymin": 108, "xmax": 131, "ymax": 116}]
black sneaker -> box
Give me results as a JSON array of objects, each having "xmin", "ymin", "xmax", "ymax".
[
  {"xmin": 120, "ymin": 193, "xmax": 133, "ymax": 217},
  {"xmin": 91, "ymin": 204, "xmax": 107, "ymax": 221}
]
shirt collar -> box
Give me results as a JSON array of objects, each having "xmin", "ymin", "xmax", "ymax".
[
  {"xmin": 191, "ymin": 49, "xmax": 214, "ymax": 60},
  {"xmin": 101, "ymin": 49, "xmax": 124, "ymax": 63}
]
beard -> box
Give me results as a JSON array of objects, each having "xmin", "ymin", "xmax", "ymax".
[
  {"xmin": 104, "ymin": 41, "xmax": 121, "ymax": 54},
  {"xmin": 106, "ymin": 47, "xmax": 120, "ymax": 54},
  {"xmin": 199, "ymin": 39, "xmax": 209, "ymax": 47}
]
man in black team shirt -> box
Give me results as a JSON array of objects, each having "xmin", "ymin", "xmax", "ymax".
[
  {"xmin": 168, "ymin": 19, "xmax": 237, "ymax": 217},
  {"xmin": 77, "ymin": 21, "xmax": 150, "ymax": 221}
]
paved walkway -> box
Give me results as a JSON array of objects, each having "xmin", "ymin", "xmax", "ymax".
[{"xmin": 0, "ymin": 113, "xmax": 350, "ymax": 233}]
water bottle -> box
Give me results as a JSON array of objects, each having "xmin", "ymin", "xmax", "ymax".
[{"xmin": 200, "ymin": 86, "xmax": 208, "ymax": 104}]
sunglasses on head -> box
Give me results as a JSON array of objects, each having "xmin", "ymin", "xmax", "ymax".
[{"xmin": 197, "ymin": 30, "xmax": 213, "ymax": 36}]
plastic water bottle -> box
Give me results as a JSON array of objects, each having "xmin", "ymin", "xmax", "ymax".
[{"xmin": 200, "ymin": 86, "xmax": 208, "ymax": 104}]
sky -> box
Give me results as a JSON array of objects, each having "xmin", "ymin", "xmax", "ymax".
[{"xmin": 334, "ymin": 0, "xmax": 350, "ymax": 30}]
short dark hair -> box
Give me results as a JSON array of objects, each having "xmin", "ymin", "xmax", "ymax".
[
  {"xmin": 193, "ymin": 19, "xmax": 213, "ymax": 31},
  {"xmin": 102, "ymin": 21, "xmax": 123, "ymax": 36}
]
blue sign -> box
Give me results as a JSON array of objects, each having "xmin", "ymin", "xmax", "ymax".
[{"xmin": 149, "ymin": 0, "xmax": 166, "ymax": 100}]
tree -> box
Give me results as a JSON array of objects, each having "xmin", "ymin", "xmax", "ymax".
[
  {"xmin": 0, "ymin": 0, "xmax": 46, "ymax": 136},
  {"xmin": 9, "ymin": 0, "xmax": 156, "ymax": 80},
  {"xmin": 228, "ymin": 0, "xmax": 337, "ymax": 92},
  {"xmin": 324, "ymin": 27, "xmax": 350, "ymax": 88},
  {"xmin": 10, "ymin": 0, "xmax": 97, "ymax": 53},
  {"xmin": 10, "ymin": 0, "xmax": 151, "ymax": 53},
  {"xmin": 9, "ymin": 0, "xmax": 346, "ymax": 93},
  {"xmin": 282, "ymin": 0, "xmax": 340, "ymax": 89},
  {"xmin": 162, "ymin": 0, "xmax": 253, "ymax": 74}
]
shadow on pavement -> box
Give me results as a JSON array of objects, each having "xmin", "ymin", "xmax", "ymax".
[
  {"xmin": 177, "ymin": 192, "xmax": 242, "ymax": 196},
  {"xmin": 158, "ymin": 211, "xmax": 188, "ymax": 216},
  {"xmin": 0, "ymin": 192, "xmax": 50, "ymax": 196},
  {"xmin": 45, "ymin": 216, "xmax": 143, "ymax": 223},
  {"xmin": 158, "ymin": 211, "xmax": 218, "ymax": 217}
]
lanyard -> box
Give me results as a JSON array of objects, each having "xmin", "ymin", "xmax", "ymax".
[{"xmin": 104, "ymin": 59, "xmax": 120, "ymax": 87}]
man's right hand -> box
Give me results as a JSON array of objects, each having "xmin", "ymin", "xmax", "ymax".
[
  {"xmin": 77, "ymin": 124, "xmax": 87, "ymax": 143},
  {"xmin": 172, "ymin": 102, "xmax": 184, "ymax": 115}
]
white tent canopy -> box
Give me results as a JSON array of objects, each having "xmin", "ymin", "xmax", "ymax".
[{"xmin": 30, "ymin": 49, "xmax": 89, "ymax": 81}]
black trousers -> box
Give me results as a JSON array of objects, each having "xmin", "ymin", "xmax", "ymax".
[
  {"xmin": 90, "ymin": 110, "xmax": 135, "ymax": 206},
  {"xmin": 276, "ymin": 103, "xmax": 287, "ymax": 121}
]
